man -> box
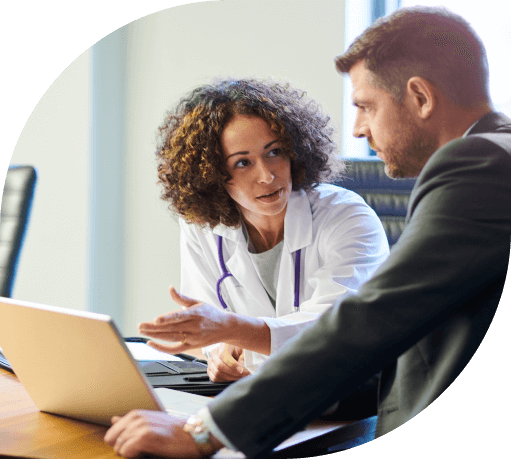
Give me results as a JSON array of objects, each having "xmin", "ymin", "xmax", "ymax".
[{"xmin": 104, "ymin": 6, "xmax": 511, "ymax": 458}]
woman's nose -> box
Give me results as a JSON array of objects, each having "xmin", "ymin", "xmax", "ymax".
[{"xmin": 257, "ymin": 161, "xmax": 275, "ymax": 183}]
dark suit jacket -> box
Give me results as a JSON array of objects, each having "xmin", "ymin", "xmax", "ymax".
[{"xmin": 207, "ymin": 112, "xmax": 511, "ymax": 458}]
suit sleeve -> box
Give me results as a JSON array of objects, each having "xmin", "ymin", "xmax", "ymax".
[{"xmin": 206, "ymin": 138, "xmax": 511, "ymax": 458}]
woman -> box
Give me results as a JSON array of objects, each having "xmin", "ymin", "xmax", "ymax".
[{"xmin": 139, "ymin": 78, "xmax": 389, "ymax": 382}]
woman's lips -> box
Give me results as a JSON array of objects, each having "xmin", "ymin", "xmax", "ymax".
[{"xmin": 257, "ymin": 188, "xmax": 282, "ymax": 203}]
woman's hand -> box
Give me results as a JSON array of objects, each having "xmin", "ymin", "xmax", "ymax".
[
  {"xmin": 104, "ymin": 410, "xmax": 205, "ymax": 458},
  {"xmin": 138, "ymin": 286, "xmax": 234, "ymax": 354},
  {"xmin": 139, "ymin": 286, "xmax": 272, "ymax": 356},
  {"xmin": 207, "ymin": 343, "xmax": 252, "ymax": 382}
]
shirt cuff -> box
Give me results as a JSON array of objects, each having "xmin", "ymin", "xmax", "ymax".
[
  {"xmin": 198, "ymin": 407, "xmax": 239, "ymax": 451},
  {"xmin": 262, "ymin": 313, "xmax": 318, "ymax": 354}
]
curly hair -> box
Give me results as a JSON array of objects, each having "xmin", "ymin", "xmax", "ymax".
[{"xmin": 156, "ymin": 78, "xmax": 344, "ymax": 228}]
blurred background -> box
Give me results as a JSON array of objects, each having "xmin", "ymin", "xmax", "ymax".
[{"xmin": 4, "ymin": 0, "xmax": 511, "ymax": 337}]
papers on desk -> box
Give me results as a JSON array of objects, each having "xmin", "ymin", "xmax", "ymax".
[
  {"xmin": 154, "ymin": 387, "xmax": 210, "ymax": 416},
  {"xmin": 2, "ymin": 337, "xmax": 185, "ymax": 364},
  {"xmin": 125, "ymin": 342, "xmax": 185, "ymax": 362},
  {"xmin": 2, "ymin": 340, "xmax": 185, "ymax": 363},
  {"xmin": 1, "ymin": 341, "xmax": 186, "ymax": 366}
]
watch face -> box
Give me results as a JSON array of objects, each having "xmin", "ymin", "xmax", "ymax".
[
  {"xmin": 184, "ymin": 415, "xmax": 216, "ymax": 456},
  {"xmin": 195, "ymin": 431, "xmax": 210, "ymax": 444},
  {"xmin": 185, "ymin": 415, "xmax": 211, "ymax": 444}
]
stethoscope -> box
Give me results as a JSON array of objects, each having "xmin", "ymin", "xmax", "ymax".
[{"xmin": 216, "ymin": 235, "xmax": 302, "ymax": 312}]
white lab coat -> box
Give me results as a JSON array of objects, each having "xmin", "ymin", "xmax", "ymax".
[{"xmin": 179, "ymin": 184, "xmax": 389, "ymax": 368}]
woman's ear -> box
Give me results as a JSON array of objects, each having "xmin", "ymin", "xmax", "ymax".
[{"xmin": 405, "ymin": 76, "xmax": 436, "ymax": 119}]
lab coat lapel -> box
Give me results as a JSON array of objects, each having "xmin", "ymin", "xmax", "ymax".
[
  {"xmin": 212, "ymin": 225, "xmax": 276, "ymax": 316},
  {"xmin": 275, "ymin": 190, "xmax": 313, "ymax": 316}
]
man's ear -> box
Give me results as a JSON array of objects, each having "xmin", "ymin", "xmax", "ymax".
[{"xmin": 405, "ymin": 77, "xmax": 436, "ymax": 119}]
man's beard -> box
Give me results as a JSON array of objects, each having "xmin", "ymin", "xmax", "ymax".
[{"xmin": 380, "ymin": 118, "xmax": 438, "ymax": 179}]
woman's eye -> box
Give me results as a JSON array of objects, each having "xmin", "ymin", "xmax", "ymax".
[
  {"xmin": 234, "ymin": 158, "xmax": 250, "ymax": 168},
  {"xmin": 268, "ymin": 148, "xmax": 282, "ymax": 157}
]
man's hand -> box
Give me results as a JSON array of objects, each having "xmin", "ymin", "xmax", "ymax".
[
  {"xmin": 104, "ymin": 410, "xmax": 204, "ymax": 458},
  {"xmin": 207, "ymin": 343, "xmax": 252, "ymax": 382}
]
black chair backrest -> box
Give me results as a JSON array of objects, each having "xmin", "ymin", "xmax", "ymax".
[
  {"xmin": 335, "ymin": 158, "xmax": 416, "ymax": 247},
  {"xmin": 0, "ymin": 165, "xmax": 37, "ymax": 297}
]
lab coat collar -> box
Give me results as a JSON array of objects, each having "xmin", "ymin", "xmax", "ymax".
[
  {"xmin": 211, "ymin": 190, "xmax": 313, "ymax": 253},
  {"xmin": 283, "ymin": 189, "xmax": 313, "ymax": 253},
  {"xmin": 212, "ymin": 221, "xmax": 245, "ymax": 243}
]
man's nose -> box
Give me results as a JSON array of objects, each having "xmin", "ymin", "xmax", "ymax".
[{"xmin": 353, "ymin": 116, "xmax": 369, "ymax": 138}]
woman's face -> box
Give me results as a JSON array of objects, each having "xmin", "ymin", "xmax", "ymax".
[{"xmin": 221, "ymin": 114, "xmax": 292, "ymax": 223}]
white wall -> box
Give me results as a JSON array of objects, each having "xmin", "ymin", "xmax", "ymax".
[
  {"xmin": 4, "ymin": 0, "xmax": 347, "ymax": 335},
  {"xmin": 8, "ymin": 51, "xmax": 91, "ymax": 310},
  {"xmin": 123, "ymin": 0, "xmax": 346, "ymax": 334}
]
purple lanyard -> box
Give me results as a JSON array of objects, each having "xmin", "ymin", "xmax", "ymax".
[{"xmin": 216, "ymin": 235, "xmax": 301, "ymax": 312}]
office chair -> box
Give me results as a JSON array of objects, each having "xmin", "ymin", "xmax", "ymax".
[
  {"xmin": 0, "ymin": 165, "xmax": 37, "ymax": 297},
  {"xmin": 337, "ymin": 157, "xmax": 417, "ymax": 247}
]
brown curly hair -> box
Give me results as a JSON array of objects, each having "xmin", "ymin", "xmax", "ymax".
[{"xmin": 156, "ymin": 78, "xmax": 344, "ymax": 228}]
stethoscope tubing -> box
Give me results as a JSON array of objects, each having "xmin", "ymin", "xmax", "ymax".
[
  {"xmin": 293, "ymin": 248, "xmax": 301, "ymax": 313},
  {"xmin": 216, "ymin": 235, "xmax": 301, "ymax": 312},
  {"xmin": 216, "ymin": 235, "xmax": 234, "ymax": 310}
]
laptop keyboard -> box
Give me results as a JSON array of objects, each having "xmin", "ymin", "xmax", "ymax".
[
  {"xmin": 0, "ymin": 351, "xmax": 13, "ymax": 373},
  {"xmin": 138, "ymin": 360, "xmax": 207, "ymax": 376}
]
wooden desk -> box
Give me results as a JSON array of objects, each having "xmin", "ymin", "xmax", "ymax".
[
  {"xmin": 0, "ymin": 366, "xmax": 372, "ymax": 458},
  {"xmin": 0, "ymin": 368, "xmax": 119, "ymax": 458}
]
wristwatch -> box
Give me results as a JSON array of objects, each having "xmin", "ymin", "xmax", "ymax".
[{"xmin": 183, "ymin": 414, "xmax": 218, "ymax": 457}]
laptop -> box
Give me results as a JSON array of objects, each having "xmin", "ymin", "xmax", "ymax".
[{"xmin": 0, "ymin": 296, "xmax": 210, "ymax": 425}]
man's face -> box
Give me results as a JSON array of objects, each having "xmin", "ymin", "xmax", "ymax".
[{"xmin": 349, "ymin": 61, "xmax": 437, "ymax": 178}]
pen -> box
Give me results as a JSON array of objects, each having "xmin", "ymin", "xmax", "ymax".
[
  {"xmin": 124, "ymin": 337, "xmax": 148, "ymax": 343},
  {"xmin": 177, "ymin": 353, "xmax": 208, "ymax": 365}
]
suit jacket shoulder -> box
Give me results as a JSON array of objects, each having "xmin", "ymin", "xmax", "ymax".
[
  {"xmin": 376, "ymin": 111, "xmax": 511, "ymax": 434},
  {"xmin": 206, "ymin": 112, "xmax": 511, "ymax": 458}
]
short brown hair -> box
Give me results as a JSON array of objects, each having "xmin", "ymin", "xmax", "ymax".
[
  {"xmin": 156, "ymin": 79, "xmax": 344, "ymax": 228},
  {"xmin": 335, "ymin": 6, "xmax": 490, "ymax": 107}
]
